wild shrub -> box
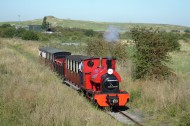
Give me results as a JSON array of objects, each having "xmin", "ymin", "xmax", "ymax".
[
  {"xmin": 86, "ymin": 38, "xmax": 128, "ymax": 62},
  {"xmin": 86, "ymin": 38, "xmax": 109, "ymax": 57},
  {"xmin": 184, "ymin": 29, "xmax": 190, "ymax": 33},
  {"xmin": 0, "ymin": 28, "xmax": 4, "ymax": 37},
  {"xmin": 178, "ymin": 112, "xmax": 190, "ymax": 126},
  {"xmin": 3, "ymin": 27, "xmax": 16, "ymax": 38},
  {"xmin": 15, "ymin": 28, "xmax": 27, "ymax": 37},
  {"xmin": 85, "ymin": 29, "xmax": 94, "ymax": 37},
  {"xmin": 22, "ymin": 31, "xmax": 39, "ymax": 41},
  {"xmin": 109, "ymin": 42, "xmax": 128, "ymax": 61},
  {"xmin": 160, "ymin": 32, "xmax": 180, "ymax": 51},
  {"xmin": 0, "ymin": 24, "xmax": 12, "ymax": 28},
  {"xmin": 131, "ymin": 27, "xmax": 174, "ymax": 79}
]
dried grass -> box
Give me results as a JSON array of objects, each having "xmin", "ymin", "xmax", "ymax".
[{"xmin": 0, "ymin": 38, "xmax": 122, "ymax": 126}]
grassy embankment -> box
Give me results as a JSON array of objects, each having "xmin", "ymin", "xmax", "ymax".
[
  {"xmin": 0, "ymin": 38, "xmax": 124, "ymax": 126},
  {"xmin": 117, "ymin": 40, "xmax": 190, "ymax": 125}
]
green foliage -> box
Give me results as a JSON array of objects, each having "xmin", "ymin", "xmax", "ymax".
[
  {"xmin": 86, "ymin": 38, "xmax": 109, "ymax": 57},
  {"xmin": 85, "ymin": 29, "xmax": 94, "ymax": 37},
  {"xmin": 0, "ymin": 24, "xmax": 12, "ymax": 28},
  {"xmin": 160, "ymin": 32, "xmax": 180, "ymax": 51},
  {"xmin": 41, "ymin": 16, "xmax": 48, "ymax": 30},
  {"xmin": 15, "ymin": 28, "xmax": 27, "ymax": 37},
  {"xmin": 3, "ymin": 27, "xmax": 16, "ymax": 38},
  {"xmin": 131, "ymin": 27, "xmax": 174, "ymax": 79},
  {"xmin": 109, "ymin": 43, "xmax": 128, "ymax": 61},
  {"xmin": 22, "ymin": 31, "xmax": 39, "ymax": 41},
  {"xmin": 121, "ymin": 31, "xmax": 132, "ymax": 39},
  {"xmin": 86, "ymin": 38, "xmax": 128, "ymax": 61},
  {"xmin": 129, "ymin": 87, "xmax": 142, "ymax": 103},
  {"xmin": 178, "ymin": 113, "xmax": 190, "ymax": 126},
  {"xmin": 184, "ymin": 29, "xmax": 190, "ymax": 33},
  {"xmin": 52, "ymin": 26, "xmax": 99, "ymax": 42}
]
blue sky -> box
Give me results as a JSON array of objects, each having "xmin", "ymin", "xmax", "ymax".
[{"xmin": 1, "ymin": 0, "xmax": 190, "ymax": 27}]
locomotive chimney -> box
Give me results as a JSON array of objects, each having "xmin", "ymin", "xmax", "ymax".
[{"xmin": 106, "ymin": 57, "xmax": 112, "ymax": 69}]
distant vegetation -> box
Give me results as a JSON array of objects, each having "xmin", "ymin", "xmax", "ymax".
[
  {"xmin": 0, "ymin": 23, "xmax": 102, "ymax": 42},
  {"xmin": 0, "ymin": 16, "xmax": 189, "ymax": 31}
]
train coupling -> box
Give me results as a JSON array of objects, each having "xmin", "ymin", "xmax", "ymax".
[{"xmin": 106, "ymin": 95, "xmax": 119, "ymax": 105}]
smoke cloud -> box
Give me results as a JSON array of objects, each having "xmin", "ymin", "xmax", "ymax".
[{"xmin": 103, "ymin": 26, "xmax": 120, "ymax": 42}]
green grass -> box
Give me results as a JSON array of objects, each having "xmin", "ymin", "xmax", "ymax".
[{"xmin": 170, "ymin": 41, "xmax": 190, "ymax": 74}]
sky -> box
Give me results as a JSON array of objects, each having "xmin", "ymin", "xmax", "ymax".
[{"xmin": 1, "ymin": 0, "xmax": 190, "ymax": 27}]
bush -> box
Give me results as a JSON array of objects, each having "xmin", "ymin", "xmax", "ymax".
[
  {"xmin": 86, "ymin": 38, "xmax": 128, "ymax": 62},
  {"xmin": 85, "ymin": 29, "xmax": 94, "ymax": 37},
  {"xmin": 109, "ymin": 42, "xmax": 128, "ymax": 61},
  {"xmin": 131, "ymin": 27, "xmax": 173, "ymax": 79},
  {"xmin": 160, "ymin": 32, "xmax": 180, "ymax": 51},
  {"xmin": 22, "ymin": 31, "xmax": 39, "ymax": 41},
  {"xmin": 0, "ymin": 24, "xmax": 12, "ymax": 28},
  {"xmin": 15, "ymin": 28, "xmax": 27, "ymax": 37},
  {"xmin": 184, "ymin": 29, "xmax": 190, "ymax": 33},
  {"xmin": 3, "ymin": 27, "xmax": 16, "ymax": 38},
  {"xmin": 86, "ymin": 38, "xmax": 109, "ymax": 57}
]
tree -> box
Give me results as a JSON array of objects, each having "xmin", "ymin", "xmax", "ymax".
[
  {"xmin": 41, "ymin": 16, "xmax": 48, "ymax": 30},
  {"xmin": 131, "ymin": 27, "xmax": 178, "ymax": 80}
]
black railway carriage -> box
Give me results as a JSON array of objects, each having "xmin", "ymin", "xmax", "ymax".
[{"xmin": 39, "ymin": 46, "xmax": 71, "ymax": 71}]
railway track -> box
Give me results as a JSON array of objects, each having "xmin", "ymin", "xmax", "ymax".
[{"xmin": 106, "ymin": 107, "xmax": 143, "ymax": 126}]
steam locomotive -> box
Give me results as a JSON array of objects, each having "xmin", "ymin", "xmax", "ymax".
[{"xmin": 39, "ymin": 47, "xmax": 130, "ymax": 107}]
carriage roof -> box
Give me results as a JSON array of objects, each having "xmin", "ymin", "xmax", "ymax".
[
  {"xmin": 39, "ymin": 47, "xmax": 71, "ymax": 55},
  {"xmin": 66, "ymin": 55, "xmax": 115, "ymax": 62}
]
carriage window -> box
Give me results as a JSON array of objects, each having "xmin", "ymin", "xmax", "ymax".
[
  {"xmin": 87, "ymin": 60, "xmax": 94, "ymax": 67},
  {"xmin": 70, "ymin": 60, "xmax": 72, "ymax": 71},
  {"xmin": 67, "ymin": 59, "xmax": 69, "ymax": 69},
  {"xmin": 76, "ymin": 62, "xmax": 78, "ymax": 73},
  {"xmin": 49, "ymin": 53, "xmax": 51, "ymax": 60},
  {"xmin": 50, "ymin": 54, "xmax": 52, "ymax": 61},
  {"xmin": 73, "ymin": 61, "xmax": 76, "ymax": 72}
]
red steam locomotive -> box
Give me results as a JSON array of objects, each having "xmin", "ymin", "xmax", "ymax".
[{"xmin": 39, "ymin": 47, "xmax": 130, "ymax": 107}]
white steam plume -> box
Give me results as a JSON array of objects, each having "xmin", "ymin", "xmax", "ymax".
[{"xmin": 103, "ymin": 26, "xmax": 120, "ymax": 42}]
